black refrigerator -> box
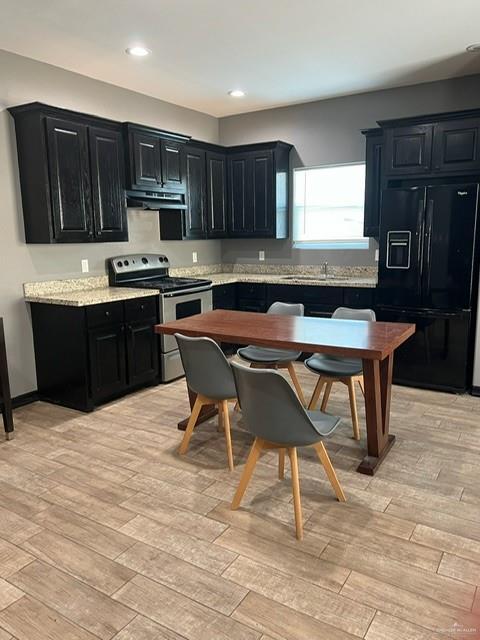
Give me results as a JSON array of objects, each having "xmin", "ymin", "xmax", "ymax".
[{"xmin": 376, "ymin": 184, "xmax": 479, "ymax": 392}]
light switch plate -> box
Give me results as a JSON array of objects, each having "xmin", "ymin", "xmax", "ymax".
[
  {"xmin": 259, "ymin": 250, "xmax": 265, "ymax": 261},
  {"xmin": 192, "ymin": 251, "xmax": 198, "ymax": 263},
  {"xmin": 81, "ymin": 259, "xmax": 89, "ymax": 273}
]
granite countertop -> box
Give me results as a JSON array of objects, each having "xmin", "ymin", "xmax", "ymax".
[
  {"xmin": 204, "ymin": 273, "xmax": 377, "ymax": 288},
  {"xmin": 23, "ymin": 264, "xmax": 377, "ymax": 307}
]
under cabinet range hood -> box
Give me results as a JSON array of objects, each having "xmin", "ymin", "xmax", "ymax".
[{"xmin": 125, "ymin": 190, "xmax": 187, "ymax": 211}]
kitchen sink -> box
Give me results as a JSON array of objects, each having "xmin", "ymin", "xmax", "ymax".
[{"xmin": 281, "ymin": 275, "xmax": 349, "ymax": 282}]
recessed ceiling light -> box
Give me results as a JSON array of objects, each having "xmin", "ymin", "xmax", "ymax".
[
  {"xmin": 125, "ymin": 46, "xmax": 151, "ymax": 57},
  {"xmin": 466, "ymin": 43, "xmax": 480, "ymax": 52},
  {"xmin": 228, "ymin": 89, "xmax": 246, "ymax": 98}
]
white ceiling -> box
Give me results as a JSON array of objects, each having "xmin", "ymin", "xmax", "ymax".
[{"xmin": 1, "ymin": 0, "xmax": 480, "ymax": 117}]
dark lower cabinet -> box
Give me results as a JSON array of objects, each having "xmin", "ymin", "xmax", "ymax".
[
  {"xmin": 30, "ymin": 296, "xmax": 159, "ymax": 412},
  {"xmin": 88, "ymin": 324, "xmax": 127, "ymax": 403},
  {"xmin": 126, "ymin": 321, "xmax": 159, "ymax": 386}
]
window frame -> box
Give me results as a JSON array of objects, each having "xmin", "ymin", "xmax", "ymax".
[{"xmin": 292, "ymin": 161, "xmax": 369, "ymax": 250}]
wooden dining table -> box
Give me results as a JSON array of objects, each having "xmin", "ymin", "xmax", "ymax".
[{"xmin": 155, "ymin": 309, "xmax": 415, "ymax": 475}]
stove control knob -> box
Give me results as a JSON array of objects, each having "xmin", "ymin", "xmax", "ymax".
[
  {"xmin": 142, "ymin": 257, "xmax": 148, "ymax": 264},
  {"xmin": 117, "ymin": 261, "xmax": 123, "ymax": 268},
  {"xmin": 124, "ymin": 260, "xmax": 129, "ymax": 267},
  {"xmin": 158, "ymin": 257, "xmax": 163, "ymax": 262}
]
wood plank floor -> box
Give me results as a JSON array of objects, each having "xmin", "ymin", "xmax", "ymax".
[{"xmin": 0, "ymin": 362, "xmax": 479, "ymax": 639}]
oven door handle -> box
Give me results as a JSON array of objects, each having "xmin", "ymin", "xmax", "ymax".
[{"xmin": 161, "ymin": 285, "xmax": 212, "ymax": 298}]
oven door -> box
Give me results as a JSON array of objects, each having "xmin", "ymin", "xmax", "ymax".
[{"xmin": 160, "ymin": 287, "xmax": 213, "ymax": 353}]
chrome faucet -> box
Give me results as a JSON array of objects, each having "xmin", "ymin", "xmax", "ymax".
[{"xmin": 323, "ymin": 261, "xmax": 328, "ymax": 279}]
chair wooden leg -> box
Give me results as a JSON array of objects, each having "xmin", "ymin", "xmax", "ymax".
[
  {"xmin": 347, "ymin": 377, "xmax": 360, "ymax": 441},
  {"xmin": 179, "ymin": 396, "xmax": 204, "ymax": 455},
  {"xmin": 286, "ymin": 362, "xmax": 306, "ymax": 406},
  {"xmin": 288, "ymin": 447, "xmax": 303, "ymax": 540},
  {"xmin": 308, "ymin": 376, "xmax": 325, "ymax": 410},
  {"xmin": 231, "ymin": 438, "xmax": 263, "ymax": 509},
  {"xmin": 222, "ymin": 400, "xmax": 234, "ymax": 471},
  {"xmin": 278, "ymin": 449, "xmax": 286, "ymax": 479},
  {"xmin": 357, "ymin": 376, "xmax": 365, "ymax": 397},
  {"xmin": 314, "ymin": 441, "xmax": 346, "ymax": 502},
  {"xmin": 320, "ymin": 381, "xmax": 333, "ymax": 411},
  {"xmin": 217, "ymin": 402, "xmax": 224, "ymax": 432}
]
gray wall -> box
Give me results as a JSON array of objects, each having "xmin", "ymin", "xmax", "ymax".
[
  {"xmin": 219, "ymin": 73, "xmax": 480, "ymax": 267},
  {"xmin": 0, "ymin": 49, "xmax": 221, "ymax": 396}
]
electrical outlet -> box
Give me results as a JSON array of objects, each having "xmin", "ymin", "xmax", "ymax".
[
  {"xmin": 259, "ymin": 250, "xmax": 265, "ymax": 261},
  {"xmin": 374, "ymin": 249, "xmax": 379, "ymax": 262},
  {"xmin": 192, "ymin": 251, "xmax": 198, "ymax": 263},
  {"xmin": 81, "ymin": 259, "xmax": 89, "ymax": 273}
]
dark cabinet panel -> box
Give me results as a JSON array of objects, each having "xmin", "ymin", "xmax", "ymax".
[
  {"xmin": 88, "ymin": 325, "xmax": 127, "ymax": 403},
  {"xmin": 363, "ymin": 130, "xmax": 383, "ymax": 238},
  {"xmin": 228, "ymin": 154, "xmax": 250, "ymax": 236},
  {"xmin": 130, "ymin": 130, "xmax": 162, "ymax": 190},
  {"xmin": 126, "ymin": 321, "xmax": 159, "ymax": 386},
  {"xmin": 432, "ymin": 118, "xmax": 480, "ymax": 173},
  {"xmin": 252, "ymin": 151, "xmax": 274, "ymax": 236},
  {"xmin": 46, "ymin": 117, "xmax": 92, "ymax": 242},
  {"xmin": 206, "ymin": 151, "xmax": 228, "ymax": 237},
  {"xmin": 10, "ymin": 103, "xmax": 127, "ymax": 244},
  {"xmin": 161, "ymin": 139, "xmax": 185, "ymax": 192},
  {"xmin": 89, "ymin": 127, "xmax": 127, "ymax": 241},
  {"xmin": 343, "ymin": 288, "xmax": 374, "ymax": 309},
  {"xmin": 227, "ymin": 144, "xmax": 289, "ymax": 239},
  {"xmin": 384, "ymin": 124, "xmax": 433, "ymax": 175},
  {"xmin": 213, "ymin": 284, "xmax": 237, "ymax": 310},
  {"xmin": 184, "ymin": 147, "xmax": 207, "ymax": 239}
]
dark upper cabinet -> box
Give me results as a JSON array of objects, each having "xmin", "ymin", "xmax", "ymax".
[
  {"xmin": 384, "ymin": 124, "xmax": 433, "ymax": 176},
  {"xmin": 161, "ymin": 139, "xmax": 186, "ymax": 192},
  {"xmin": 227, "ymin": 142, "xmax": 290, "ymax": 238},
  {"xmin": 89, "ymin": 127, "xmax": 127, "ymax": 241},
  {"xmin": 46, "ymin": 117, "xmax": 93, "ymax": 242},
  {"xmin": 362, "ymin": 128, "xmax": 383, "ymax": 238},
  {"xmin": 9, "ymin": 102, "xmax": 127, "ymax": 244},
  {"xmin": 184, "ymin": 147, "xmax": 207, "ymax": 239},
  {"xmin": 432, "ymin": 118, "xmax": 480, "ymax": 173},
  {"xmin": 206, "ymin": 150, "xmax": 228, "ymax": 237},
  {"xmin": 124, "ymin": 123, "xmax": 188, "ymax": 195},
  {"xmin": 130, "ymin": 129, "xmax": 162, "ymax": 190}
]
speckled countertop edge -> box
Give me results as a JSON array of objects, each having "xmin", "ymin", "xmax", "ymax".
[{"xmin": 24, "ymin": 287, "xmax": 159, "ymax": 307}]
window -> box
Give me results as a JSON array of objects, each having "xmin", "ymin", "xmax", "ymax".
[{"xmin": 293, "ymin": 162, "xmax": 368, "ymax": 249}]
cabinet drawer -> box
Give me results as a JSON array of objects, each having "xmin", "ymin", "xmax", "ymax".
[
  {"xmin": 237, "ymin": 283, "xmax": 266, "ymax": 300},
  {"xmin": 125, "ymin": 296, "xmax": 157, "ymax": 322},
  {"xmin": 86, "ymin": 302, "xmax": 124, "ymax": 328},
  {"xmin": 238, "ymin": 298, "xmax": 267, "ymax": 313},
  {"xmin": 343, "ymin": 288, "xmax": 374, "ymax": 309}
]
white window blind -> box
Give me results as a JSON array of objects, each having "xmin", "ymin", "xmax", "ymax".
[{"xmin": 293, "ymin": 162, "xmax": 368, "ymax": 249}]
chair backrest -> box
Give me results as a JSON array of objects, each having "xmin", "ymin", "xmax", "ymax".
[
  {"xmin": 332, "ymin": 307, "xmax": 376, "ymax": 322},
  {"xmin": 268, "ymin": 301, "xmax": 304, "ymax": 317},
  {"xmin": 175, "ymin": 333, "xmax": 234, "ymax": 399},
  {"xmin": 232, "ymin": 362, "xmax": 320, "ymax": 446}
]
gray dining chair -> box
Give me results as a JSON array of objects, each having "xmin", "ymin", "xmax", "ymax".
[
  {"xmin": 237, "ymin": 301, "xmax": 306, "ymax": 405},
  {"xmin": 305, "ymin": 307, "xmax": 376, "ymax": 440},
  {"xmin": 175, "ymin": 333, "xmax": 237, "ymax": 470},
  {"xmin": 231, "ymin": 362, "xmax": 346, "ymax": 540}
]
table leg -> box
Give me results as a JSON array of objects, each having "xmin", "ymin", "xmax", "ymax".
[
  {"xmin": 177, "ymin": 385, "xmax": 218, "ymax": 431},
  {"xmin": 0, "ymin": 320, "xmax": 14, "ymax": 440},
  {"xmin": 357, "ymin": 354, "xmax": 395, "ymax": 475}
]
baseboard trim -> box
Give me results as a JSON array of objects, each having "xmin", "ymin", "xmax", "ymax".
[
  {"xmin": 472, "ymin": 386, "xmax": 480, "ymax": 397},
  {"xmin": 12, "ymin": 391, "xmax": 39, "ymax": 409}
]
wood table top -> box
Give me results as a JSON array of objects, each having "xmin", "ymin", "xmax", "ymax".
[{"xmin": 156, "ymin": 309, "xmax": 415, "ymax": 360}]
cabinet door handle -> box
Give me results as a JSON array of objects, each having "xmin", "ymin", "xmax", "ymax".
[{"xmin": 105, "ymin": 310, "xmax": 110, "ymax": 317}]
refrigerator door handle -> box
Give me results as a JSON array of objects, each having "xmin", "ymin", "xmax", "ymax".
[
  {"xmin": 424, "ymin": 198, "xmax": 434, "ymax": 296},
  {"xmin": 417, "ymin": 198, "xmax": 425, "ymax": 286}
]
